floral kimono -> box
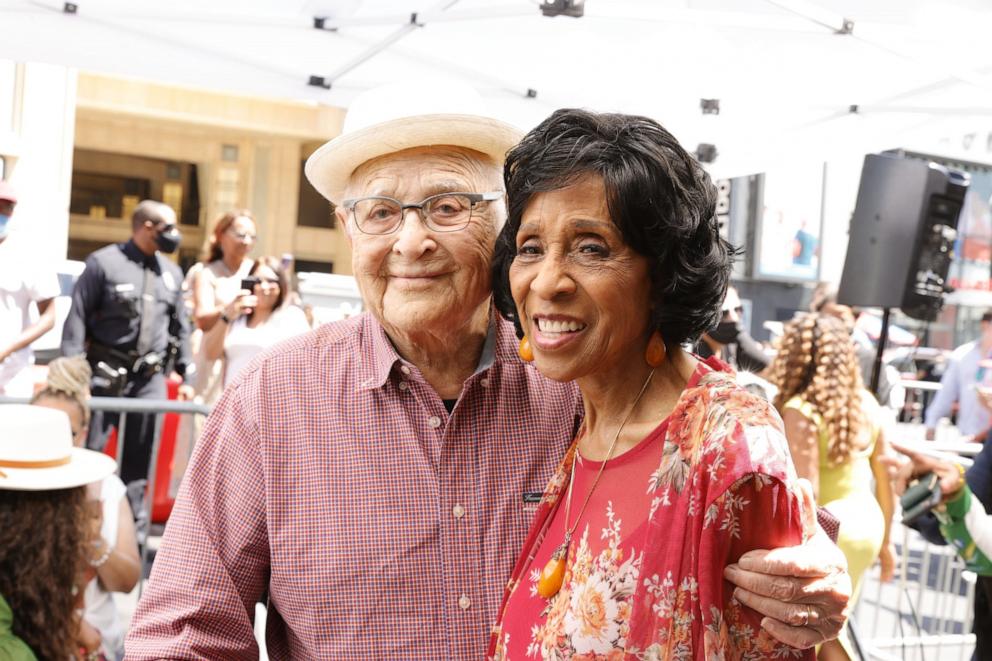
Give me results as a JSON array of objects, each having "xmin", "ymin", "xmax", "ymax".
[{"xmin": 489, "ymin": 357, "xmax": 814, "ymax": 660}]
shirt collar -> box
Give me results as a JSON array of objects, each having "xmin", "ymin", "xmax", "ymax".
[
  {"xmin": 123, "ymin": 239, "xmax": 157, "ymax": 267},
  {"xmin": 356, "ymin": 305, "xmax": 512, "ymax": 392},
  {"xmin": 0, "ymin": 593, "xmax": 14, "ymax": 636}
]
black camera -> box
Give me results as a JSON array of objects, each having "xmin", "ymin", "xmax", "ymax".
[
  {"xmin": 240, "ymin": 276, "xmax": 260, "ymax": 291},
  {"xmin": 900, "ymin": 472, "xmax": 943, "ymax": 525}
]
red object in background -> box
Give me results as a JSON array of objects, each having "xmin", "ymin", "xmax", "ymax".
[{"xmin": 101, "ymin": 379, "xmax": 180, "ymax": 524}]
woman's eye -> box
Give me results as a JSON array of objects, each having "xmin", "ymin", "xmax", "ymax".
[
  {"xmin": 516, "ymin": 242, "xmax": 541, "ymax": 256},
  {"xmin": 578, "ymin": 242, "xmax": 608, "ymax": 256}
]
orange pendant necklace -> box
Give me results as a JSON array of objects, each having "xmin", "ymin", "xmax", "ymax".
[{"xmin": 537, "ymin": 368, "xmax": 656, "ymax": 600}]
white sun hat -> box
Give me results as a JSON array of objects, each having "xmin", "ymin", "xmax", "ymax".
[
  {"xmin": 304, "ymin": 81, "xmax": 523, "ymax": 205},
  {"xmin": 0, "ymin": 405, "xmax": 116, "ymax": 491}
]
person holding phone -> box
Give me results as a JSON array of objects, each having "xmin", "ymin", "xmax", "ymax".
[{"xmin": 203, "ymin": 256, "xmax": 310, "ymax": 388}]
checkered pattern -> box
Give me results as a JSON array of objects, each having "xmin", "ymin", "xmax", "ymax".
[{"xmin": 125, "ymin": 313, "xmax": 582, "ymax": 659}]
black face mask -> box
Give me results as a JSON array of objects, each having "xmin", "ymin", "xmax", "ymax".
[
  {"xmin": 708, "ymin": 319, "xmax": 740, "ymax": 345},
  {"xmin": 155, "ymin": 226, "xmax": 182, "ymax": 254}
]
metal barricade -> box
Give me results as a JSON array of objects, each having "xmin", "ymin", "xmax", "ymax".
[
  {"xmin": 0, "ymin": 394, "xmax": 212, "ymax": 587},
  {"xmin": 853, "ymin": 524, "xmax": 977, "ymax": 660}
]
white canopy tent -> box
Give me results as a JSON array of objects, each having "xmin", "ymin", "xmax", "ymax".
[{"xmin": 1, "ymin": 0, "xmax": 991, "ymax": 177}]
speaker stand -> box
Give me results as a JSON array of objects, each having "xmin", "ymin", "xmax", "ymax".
[{"xmin": 870, "ymin": 307, "xmax": 891, "ymax": 397}]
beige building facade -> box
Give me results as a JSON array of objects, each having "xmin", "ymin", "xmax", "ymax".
[
  {"xmin": 1, "ymin": 60, "xmax": 351, "ymax": 275},
  {"xmin": 70, "ymin": 73, "xmax": 351, "ymax": 274}
]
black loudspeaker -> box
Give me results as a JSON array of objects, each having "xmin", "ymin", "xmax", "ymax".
[{"xmin": 837, "ymin": 153, "xmax": 969, "ymax": 321}]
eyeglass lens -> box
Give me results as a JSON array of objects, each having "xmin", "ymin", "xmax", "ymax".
[{"xmin": 352, "ymin": 194, "xmax": 478, "ymax": 234}]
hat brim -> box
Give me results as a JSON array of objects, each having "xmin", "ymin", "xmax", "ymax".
[
  {"xmin": 0, "ymin": 447, "xmax": 116, "ymax": 491},
  {"xmin": 305, "ymin": 114, "xmax": 523, "ymax": 205}
]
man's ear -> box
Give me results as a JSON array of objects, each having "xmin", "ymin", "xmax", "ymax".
[{"xmin": 336, "ymin": 207, "xmax": 353, "ymax": 243}]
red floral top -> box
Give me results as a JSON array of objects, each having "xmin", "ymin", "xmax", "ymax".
[{"xmin": 488, "ymin": 357, "xmax": 815, "ymax": 660}]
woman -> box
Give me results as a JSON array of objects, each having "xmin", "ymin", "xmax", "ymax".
[
  {"xmin": 0, "ymin": 404, "xmax": 116, "ymax": 659},
  {"xmin": 190, "ymin": 210, "xmax": 257, "ymax": 402},
  {"xmin": 204, "ymin": 255, "xmax": 310, "ymax": 388},
  {"xmin": 766, "ymin": 313, "xmax": 895, "ymax": 660},
  {"xmin": 32, "ymin": 356, "xmax": 140, "ymax": 660},
  {"xmin": 488, "ymin": 109, "xmax": 812, "ymax": 659}
]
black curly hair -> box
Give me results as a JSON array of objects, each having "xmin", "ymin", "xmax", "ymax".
[{"xmin": 491, "ymin": 108, "xmax": 735, "ymax": 346}]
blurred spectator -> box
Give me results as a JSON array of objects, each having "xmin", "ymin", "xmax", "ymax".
[
  {"xmin": 204, "ymin": 256, "xmax": 310, "ymax": 388},
  {"xmin": 809, "ymin": 282, "xmax": 897, "ymax": 406},
  {"xmin": 767, "ymin": 313, "xmax": 896, "ymax": 661},
  {"xmin": 696, "ymin": 285, "xmax": 769, "ymax": 372},
  {"xmin": 0, "ymin": 404, "xmax": 116, "ymax": 659},
  {"xmin": 32, "ymin": 356, "xmax": 140, "ymax": 660},
  {"xmin": 189, "ymin": 210, "xmax": 256, "ymax": 404},
  {"xmin": 0, "ymin": 181, "xmax": 58, "ymax": 397},
  {"xmin": 60, "ymin": 200, "xmax": 194, "ymax": 485},
  {"xmin": 923, "ymin": 310, "xmax": 992, "ymax": 438}
]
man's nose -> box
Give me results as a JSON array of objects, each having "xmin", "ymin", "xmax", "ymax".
[{"xmin": 392, "ymin": 208, "xmax": 434, "ymax": 255}]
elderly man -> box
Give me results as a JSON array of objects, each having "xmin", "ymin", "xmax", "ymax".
[{"xmin": 127, "ymin": 88, "xmax": 849, "ymax": 658}]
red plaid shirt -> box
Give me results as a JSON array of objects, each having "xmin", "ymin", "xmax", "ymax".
[{"xmin": 125, "ymin": 313, "xmax": 582, "ymax": 659}]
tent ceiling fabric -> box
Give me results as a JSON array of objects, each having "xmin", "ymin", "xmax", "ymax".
[{"xmin": 1, "ymin": 0, "xmax": 991, "ymax": 175}]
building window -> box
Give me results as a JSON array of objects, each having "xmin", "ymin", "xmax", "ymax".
[
  {"xmin": 69, "ymin": 149, "xmax": 201, "ymax": 225},
  {"xmin": 294, "ymin": 258, "xmax": 334, "ymax": 274},
  {"xmin": 297, "ymin": 158, "xmax": 335, "ymax": 229}
]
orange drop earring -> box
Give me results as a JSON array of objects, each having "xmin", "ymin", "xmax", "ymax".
[
  {"xmin": 645, "ymin": 331, "xmax": 666, "ymax": 367},
  {"xmin": 518, "ymin": 336, "xmax": 534, "ymax": 362}
]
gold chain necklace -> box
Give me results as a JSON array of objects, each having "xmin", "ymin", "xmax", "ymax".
[{"xmin": 536, "ymin": 368, "xmax": 657, "ymax": 600}]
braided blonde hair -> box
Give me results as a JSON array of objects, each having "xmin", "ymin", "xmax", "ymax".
[
  {"xmin": 31, "ymin": 356, "xmax": 92, "ymax": 426},
  {"xmin": 767, "ymin": 313, "xmax": 865, "ymax": 464}
]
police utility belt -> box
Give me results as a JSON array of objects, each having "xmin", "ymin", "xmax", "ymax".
[{"xmin": 87, "ymin": 342, "xmax": 167, "ymax": 392}]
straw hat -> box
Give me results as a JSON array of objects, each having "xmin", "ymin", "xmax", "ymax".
[
  {"xmin": 304, "ymin": 81, "xmax": 523, "ymax": 205},
  {"xmin": 0, "ymin": 405, "xmax": 116, "ymax": 491}
]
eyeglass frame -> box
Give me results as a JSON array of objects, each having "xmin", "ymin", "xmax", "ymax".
[{"xmin": 341, "ymin": 191, "xmax": 503, "ymax": 235}]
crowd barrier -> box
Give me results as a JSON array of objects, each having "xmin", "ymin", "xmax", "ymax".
[
  {"xmin": 0, "ymin": 394, "xmax": 212, "ymax": 586},
  {"xmin": 852, "ymin": 523, "xmax": 977, "ymax": 660}
]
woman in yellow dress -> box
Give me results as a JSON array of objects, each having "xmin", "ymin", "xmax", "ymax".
[{"xmin": 766, "ymin": 313, "xmax": 895, "ymax": 660}]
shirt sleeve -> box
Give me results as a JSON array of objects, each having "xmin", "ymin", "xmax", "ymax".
[
  {"xmin": 699, "ymin": 474, "xmax": 810, "ymax": 658},
  {"xmin": 925, "ymin": 355, "xmax": 962, "ymax": 428},
  {"xmin": 60, "ymin": 256, "xmax": 102, "ymax": 358},
  {"xmin": 125, "ymin": 371, "xmax": 269, "ymax": 658},
  {"xmin": 26, "ymin": 264, "xmax": 60, "ymax": 303}
]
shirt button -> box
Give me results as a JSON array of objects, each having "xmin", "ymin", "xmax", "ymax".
[
  {"xmin": 452, "ymin": 504, "xmax": 465, "ymax": 519},
  {"xmin": 458, "ymin": 595, "xmax": 471, "ymax": 610},
  {"xmin": 400, "ymin": 365, "xmax": 411, "ymax": 375},
  {"xmin": 398, "ymin": 381, "xmax": 409, "ymax": 391},
  {"xmin": 480, "ymin": 377, "xmax": 490, "ymax": 388},
  {"xmin": 428, "ymin": 415, "xmax": 442, "ymax": 429}
]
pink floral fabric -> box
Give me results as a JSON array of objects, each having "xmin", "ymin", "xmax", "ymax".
[{"xmin": 489, "ymin": 357, "xmax": 814, "ymax": 660}]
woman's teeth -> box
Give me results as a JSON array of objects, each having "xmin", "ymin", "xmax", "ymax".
[{"xmin": 536, "ymin": 318, "xmax": 586, "ymax": 333}]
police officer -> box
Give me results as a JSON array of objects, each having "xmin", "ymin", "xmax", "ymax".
[{"xmin": 61, "ymin": 200, "xmax": 194, "ymax": 485}]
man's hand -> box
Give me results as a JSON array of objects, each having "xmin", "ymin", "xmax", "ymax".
[{"xmin": 723, "ymin": 479, "xmax": 851, "ymax": 649}]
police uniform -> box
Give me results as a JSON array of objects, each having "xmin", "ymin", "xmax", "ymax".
[{"xmin": 61, "ymin": 239, "xmax": 192, "ymax": 484}]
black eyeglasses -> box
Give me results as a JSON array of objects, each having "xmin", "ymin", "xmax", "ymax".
[
  {"xmin": 342, "ymin": 191, "xmax": 502, "ymax": 235},
  {"xmin": 243, "ymin": 276, "xmax": 279, "ymax": 287}
]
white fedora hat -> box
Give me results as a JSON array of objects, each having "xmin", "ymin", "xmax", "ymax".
[
  {"xmin": 0, "ymin": 405, "xmax": 116, "ymax": 491},
  {"xmin": 305, "ymin": 81, "xmax": 523, "ymax": 204}
]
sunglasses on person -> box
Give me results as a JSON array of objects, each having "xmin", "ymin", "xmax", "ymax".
[{"xmin": 241, "ymin": 276, "xmax": 280, "ymax": 289}]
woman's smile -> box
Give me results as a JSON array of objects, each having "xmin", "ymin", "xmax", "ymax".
[{"xmin": 532, "ymin": 314, "xmax": 588, "ymax": 350}]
